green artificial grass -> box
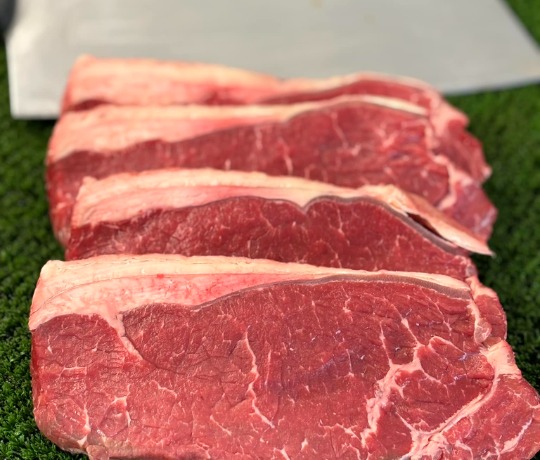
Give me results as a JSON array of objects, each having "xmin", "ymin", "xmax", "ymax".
[{"xmin": 0, "ymin": 2, "xmax": 539, "ymax": 457}]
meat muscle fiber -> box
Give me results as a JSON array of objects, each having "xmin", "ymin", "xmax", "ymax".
[
  {"xmin": 47, "ymin": 97, "xmax": 495, "ymax": 245},
  {"xmin": 30, "ymin": 255, "xmax": 540, "ymax": 459},
  {"xmin": 61, "ymin": 55, "xmax": 490, "ymax": 182},
  {"xmin": 67, "ymin": 169, "xmax": 489, "ymax": 283}
]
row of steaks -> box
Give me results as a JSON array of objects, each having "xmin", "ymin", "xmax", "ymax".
[{"xmin": 30, "ymin": 56, "xmax": 540, "ymax": 459}]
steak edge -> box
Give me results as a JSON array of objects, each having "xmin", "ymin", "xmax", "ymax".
[
  {"xmin": 47, "ymin": 98, "xmax": 495, "ymax": 245},
  {"xmin": 67, "ymin": 169, "xmax": 487, "ymax": 282},
  {"xmin": 30, "ymin": 255, "xmax": 540, "ymax": 459},
  {"xmin": 60, "ymin": 55, "xmax": 490, "ymax": 182}
]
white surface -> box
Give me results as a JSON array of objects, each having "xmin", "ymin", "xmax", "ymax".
[{"xmin": 6, "ymin": 0, "xmax": 540, "ymax": 118}]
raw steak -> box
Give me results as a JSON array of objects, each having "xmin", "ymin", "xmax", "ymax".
[
  {"xmin": 30, "ymin": 255, "xmax": 540, "ymax": 459},
  {"xmin": 47, "ymin": 97, "xmax": 495, "ymax": 245},
  {"xmin": 67, "ymin": 169, "xmax": 489, "ymax": 283},
  {"xmin": 61, "ymin": 55, "xmax": 490, "ymax": 182}
]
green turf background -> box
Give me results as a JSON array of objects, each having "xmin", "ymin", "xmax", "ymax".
[{"xmin": 0, "ymin": 2, "xmax": 539, "ymax": 458}]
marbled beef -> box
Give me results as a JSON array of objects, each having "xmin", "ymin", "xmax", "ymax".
[
  {"xmin": 61, "ymin": 56, "xmax": 489, "ymax": 182},
  {"xmin": 67, "ymin": 169, "xmax": 490, "ymax": 282},
  {"xmin": 48, "ymin": 97, "xmax": 494, "ymax": 245},
  {"xmin": 30, "ymin": 255, "xmax": 540, "ymax": 459}
]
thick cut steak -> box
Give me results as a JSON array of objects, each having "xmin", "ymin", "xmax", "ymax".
[
  {"xmin": 61, "ymin": 56, "xmax": 490, "ymax": 182},
  {"xmin": 47, "ymin": 98, "xmax": 495, "ymax": 245},
  {"xmin": 30, "ymin": 255, "xmax": 540, "ymax": 459},
  {"xmin": 62, "ymin": 56, "xmax": 458, "ymax": 117},
  {"xmin": 67, "ymin": 169, "xmax": 489, "ymax": 282}
]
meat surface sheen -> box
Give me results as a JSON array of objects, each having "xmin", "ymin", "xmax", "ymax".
[
  {"xmin": 30, "ymin": 256, "xmax": 540, "ymax": 460},
  {"xmin": 61, "ymin": 56, "xmax": 490, "ymax": 182},
  {"xmin": 47, "ymin": 98, "xmax": 495, "ymax": 245}
]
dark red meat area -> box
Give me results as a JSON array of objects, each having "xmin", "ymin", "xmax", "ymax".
[
  {"xmin": 441, "ymin": 179, "xmax": 496, "ymax": 241},
  {"xmin": 67, "ymin": 197, "xmax": 475, "ymax": 280},
  {"xmin": 32, "ymin": 279, "xmax": 504, "ymax": 459},
  {"xmin": 48, "ymin": 104, "xmax": 451, "ymax": 240},
  {"xmin": 263, "ymin": 84, "xmax": 487, "ymax": 183},
  {"xmin": 435, "ymin": 121, "xmax": 487, "ymax": 183}
]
